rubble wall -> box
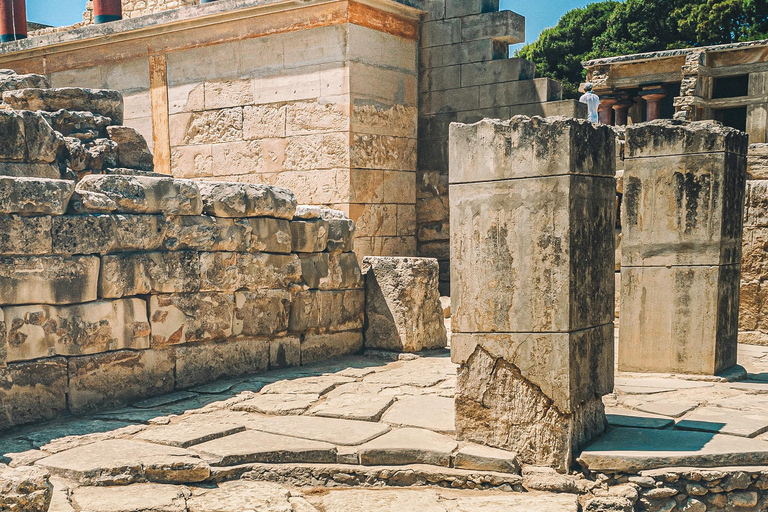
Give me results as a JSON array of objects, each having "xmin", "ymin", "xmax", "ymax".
[{"xmin": 0, "ymin": 176, "xmax": 364, "ymax": 430}]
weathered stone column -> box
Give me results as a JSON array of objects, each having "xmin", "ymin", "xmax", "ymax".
[
  {"xmin": 612, "ymin": 99, "xmax": 632, "ymax": 127},
  {"xmin": 619, "ymin": 120, "xmax": 748, "ymax": 374},
  {"xmin": 449, "ymin": 116, "xmax": 616, "ymax": 471},
  {"xmin": 599, "ymin": 97, "xmax": 618, "ymax": 125},
  {"xmin": 0, "ymin": 0, "xmax": 26, "ymax": 42},
  {"xmin": 93, "ymin": 0, "xmax": 122, "ymax": 23},
  {"xmin": 639, "ymin": 86, "xmax": 667, "ymax": 121}
]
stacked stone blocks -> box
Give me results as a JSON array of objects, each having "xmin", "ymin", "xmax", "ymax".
[
  {"xmin": 414, "ymin": 0, "xmax": 586, "ymax": 294},
  {"xmin": 449, "ymin": 116, "xmax": 616, "ymax": 471},
  {"xmin": 619, "ymin": 120, "xmax": 748, "ymax": 375}
]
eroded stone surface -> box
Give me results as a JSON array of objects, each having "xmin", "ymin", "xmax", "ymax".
[
  {"xmin": 357, "ymin": 428, "xmax": 458, "ymax": 467},
  {"xmin": 3, "ymin": 88, "xmax": 124, "ymax": 124},
  {"xmin": 242, "ymin": 415, "xmax": 391, "ymax": 446},
  {"xmin": 76, "ymin": 175, "xmax": 202, "ymax": 215},
  {"xmin": 363, "ymin": 257, "xmax": 447, "ymax": 352},
  {"xmin": 0, "ymin": 177, "xmax": 74, "ymax": 215},
  {"xmin": 192, "ymin": 430, "xmax": 336, "ymax": 466},
  {"xmin": 70, "ymin": 483, "xmax": 187, "ymax": 512},
  {"xmin": 0, "ymin": 464, "xmax": 53, "ymax": 512}
]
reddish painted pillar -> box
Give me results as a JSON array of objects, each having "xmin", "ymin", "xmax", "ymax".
[
  {"xmin": 93, "ymin": 0, "xmax": 122, "ymax": 23},
  {"xmin": 599, "ymin": 97, "xmax": 618, "ymax": 125},
  {"xmin": 0, "ymin": 0, "xmax": 26, "ymax": 43},
  {"xmin": 612, "ymin": 100, "xmax": 632, "ymax": 127},
  {"xmin": 639, "ymin": 86, "xmax": 667, "ymax": 122}
]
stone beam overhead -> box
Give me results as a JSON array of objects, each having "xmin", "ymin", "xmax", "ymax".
[{"xmin": 450, "ymin": 116, "xmax": 616, "ymax": 471}]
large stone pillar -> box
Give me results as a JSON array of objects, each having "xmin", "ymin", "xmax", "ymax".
[
  {"xmin": 619, "ymin": 120, "xmax": 748, "ymax": 375},
  {"xmin": 599, "ymin": 97, "xmax": 617, "ymax": 125},
  {"xmin": 613, "ymin": 99, "xmax": 632, "ymax": 127},
  {"xmin": 449, "ymin": 116, "xmax": 616, "ymax": 471},
  {"xmin": 0, "ymin": 0, "xmax": 26, "ymax": 43},
  {"xmin": 93, "ymin": 0, "xmax": 122, "ymax": 23}
]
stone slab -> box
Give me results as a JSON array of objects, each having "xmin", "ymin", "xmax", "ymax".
[
  {"xmin": 261, "ymin": 375, "xmax": 355, "ymax": 395},
  {"xmin": 381, "ymin": 395, "xmax": 456, "ymax": 434},
  {"xmin": 3, "ymin": 87, "xmax": 124, "ymax": 124},
  {"xmin": 135, "ymin": 417, "xmax": 246, "ymax": 448},
  {"xmin": 0, "ymin": 255, "xmax": 98, "ymax": 305},
  {"xmin": 578, "ymin": 427, "xmax": 768, "ymax": 472},
  {"xmin": 310, "ymin": 394, "xmax": 395, "ymax": 422},
  {"xmin": 75, "ymin": 175, "xmax": 202, "ymax": 215},
  {"xmin": 313, "ymin": 489, "xmax": 578, "ymax": 512},
  {"xmin": 242, "ymin": 415, "xmax": 391, "ymax": 446},
  {"xmin": 634, "ymin": 401, "xmax": 700, "ymax": 418},
  {"xmin": 0, "ymin": 177, "xmax": 73, "ymax": 215},
  {"xmin": 301, "ymin": 330, "xmax": 363, "ymax": 366},
  {"xmin": 4, "ymin": 299, "xmax": 150, "ymax": 362},
  {"xmin": 192, "ymin": 430, "xmax": 336, "ymax": 466},
  {"xmin": 0, "ymin": 215, "xmax": 52, "ymax": 255},
  {"xmin": 357, "ymin": 427, "xmax": 458, "ymax": 467},
  {"xmin": 187, "ymin": 480, "xmax": 295, "ymax": 512},
  {"xmin": 0, "ymin": 358, "xmax": 67, "ymax": 430},
  {"xmin": 163, "ymin": 216, "xmax": 251, "ymax": 252},
  {"xmin": 614, "ymin": 378, "xmax": 715, "ymax": 391},
  {"xmin": 676, "ymin": 406, "xmax": 768, "ymax": 438},
  {"xmin": 232, "ymin": 394, "xmax": 320, "ymax": 415},
  {"xmin": 453, "ymin": 444, "xmax": 520, "ymax": 474},
  {"xmin": 605, "ymin": 407, "xmax": 675, "ymax": 429},
  {"xmin": 149, "ymin": 292, "xmax": 235, "ymax": 346},
  {"xmin": 70, "ymin": 483, "xmax": 187, "ymax": 512},
  {"xmin": 198, "ymin": 181, "xmax": 297, "ymax": 219},
  {"xmin": 727, "ymin": 381, "xmax": 768, "ymax": 393},
  {"xmin": 36, "ymin": 439, "xmax": 209, "ymax": 485}
]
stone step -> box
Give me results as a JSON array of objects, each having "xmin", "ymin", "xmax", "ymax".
[
  {"xmin": 3, "ymin": 87, "xmax": 124, "ymax": 124},
  {"xmin": 578, "ymin": 427, "xmax": 768, "ymax": 473}
]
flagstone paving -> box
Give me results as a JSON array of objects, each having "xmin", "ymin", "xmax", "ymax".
[{"xmin": 4, "ymin": 344, "xmax": 768, "ymax": 510}]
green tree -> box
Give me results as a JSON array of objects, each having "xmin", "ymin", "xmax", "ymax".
[
  {"xmin": 517, "ymin": 1, "xmax": 618, "ymax": 98},
  {"xmin": 518, "ymin": 0, "xmax": 768, "ymax": 99}
]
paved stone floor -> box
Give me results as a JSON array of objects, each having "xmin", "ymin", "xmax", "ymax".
[{"xmin": 2, "ymin": 341, "xmax": 768, "ymax": 511}]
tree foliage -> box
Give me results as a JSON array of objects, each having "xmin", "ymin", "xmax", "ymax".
[{"xmin": 518, "ymin": 0, "xmax": 768, "ymax": 98}]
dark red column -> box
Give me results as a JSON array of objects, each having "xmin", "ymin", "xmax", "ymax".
[
  {"xmin": 598, "ymin": 97, "xmax": 618, "ymax": 125},
  {"xmin": 93, "ymin": 0, "xmax": 122, "ymax": 24},
  {"xmin": 0, "ymin": 0, "xmax": 26, "ymax": 43},
  {"xmin": 639, "ymin": 86, "xmax": 668, "ymax": 122},
  {"xmin": 612, "ymin": 99, "xmax": 632, "ymax": 126}
]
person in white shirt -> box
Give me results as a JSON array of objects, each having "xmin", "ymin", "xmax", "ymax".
[{"xmin": 579, "ymin": 82, "xmax": 600, "ymax": 123}]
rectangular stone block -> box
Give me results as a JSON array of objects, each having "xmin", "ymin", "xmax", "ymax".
[
  {"xmin": 4, "ymin": 299, "xmax": 150, "ymax": 363},
  {"xmin": 149, "ymin": 293, "xmax": 236, "ymax": 346},
  {"xmin": 291, "ymin": 219, "xmax": 329, "ymax": 253},
  {"xmin": 270, "ymin": 336, "xmax": 301, "ymax": 369},
  {"xmin": 235, "ymin": 289, "xmax": 291, "ymax": 336},
  {"xmin": 450, "ymin": 175, "xmax": 616, "ymax": 333},
  {"xmin": 0, "ymin": 177, "xmax": 74, "ymax": 215},
  {"xmin": 625, "ymin": 120, "xmax": 749, "ymax": 159},
  {"xmin": 100, "ymin": 252, "xmax": 200, "ymax": 298},
  {"xmin": 0, "ymin": 357, "xmax": 67, "ymax": 430},
  {"xmin": 446, "ymin": 0, "xmax": 500, "ymax": 19},
  {"xmin": 476, "ymin": 78, "xmax": 562, "ymax": 110},
  {"xmin": 67, "ymin": 349, "xmax": 175, "ymax": 414},
  {"xmin": 322, "ymin": 209, "xmax": 356, "ymax": 253},
  {"xmin": 198, "ymin": 182, "xmax": 297, "ymax": 220},
  {"xmin": 460, "ymin": 10, "xmax": 525, "ymax": 44},
  {"xmin": 112, "ymin": 214, "xmax": 166, "ymax": 252},
  {"xmin": 289, "ymin": 289, "xmax": 364, "ymax": 333},
  {"xmin": 744, "ymin": 179, "xmax": 768, "ymax": 227},
  {"xmin": 301, "ymin": 331, "xmax": 363, "ymax": 364},
  {"xmin": 243, "ymin": 103, "xmax": 286, "ymax": 139},
  {"xmin": 163, "ymin": 215, "xmax": 251, "ymax": 252},
  {"xmin": 0, "ymin": 162, "xmax": 60, "ymax": 179},
  {"xmin": 0, "ymin": 255, "xmax": 99, "ymax": 305},
  {"xmin": 3, "ymin": 87, "xmax": 124, "ymax": 124},
  {"xmin": 180, "ymin": 108, "xmax": 243, "ymax": 145},
  {"xmin": 51, "ymin": 215, "xmax": 117, "ymax": 255},
  {"xmin": 198, "ymin": 252, "xmax": 301, "ymax": 292},
  {"xmin": 247, "ymin": 218, "xmax": 292, "ymax": 254},
  {"xmin": 621, "ymin": 152, "xmax": 746, "ymax": 266},
  {"xmin": 0, "ymin": 110, "xmax": 25, "ymax": 162},
  {"xmin": 299, "ymin": 252, "xmax": 363, "ymax": 290},
  {"xmin": 619, "ymin": 264, "xmax": 740, "ymax": 375},
  {"xmin": 0, "ymin": 215, "xmax": 52, "ymax": 255},
  {"xmin": 75, "ymin": 175, "xmax": 203, "ymax": 215},
  {"xmin": 451, "ymin": 326, "xmax": 614, "ymax": 414},
  {"xmin": 175, "ymin": 338, "xmax": 269, "ymax": 389},
  {"xmin": 363, "ymin": 257, "xmax": 447, "ymax": 352},
  {"xmin": 461, "ymin": 58, "xmax": 534, "ymax": 87},
  {"xmin": 449, "ymin": 117, "xmax": 615, "ymax": 185},
  {"xmin": 419, "ymin": 40, "xmax": 503, "ymax": 69}
]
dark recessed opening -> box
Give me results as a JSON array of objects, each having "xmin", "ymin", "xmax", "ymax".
[
  {"xmin": 714, "ymin": 106, "xmax": 748, "ymax": 132},
  {"xmin": 713, "ymin": 75, "xmax": 749, "ymax": 99}
]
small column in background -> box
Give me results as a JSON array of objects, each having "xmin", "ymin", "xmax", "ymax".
[
  {"xmin": 619, "ymin": 120, "xmax": 748, "ymax": 375},
  {"xmin": 0, "ymin": 0, "xmax": 27, "ymax": 43},
  {"xmin": 93, "ymin": 0, "xmax": 122, "ymax": 24},
  {"xmin": 639, "ymin": 85, "xmax": 667, "ymax": 121},
  {"xmin": 612, "ymin": 98, "xmax": 633, "ymax": 126},
  {"xmin": 449, "ymin": 117, "xmax": 616, "ymax": 471},
  {"xmin": 599, "ymin": 97, "xmax": 618, "ymax": 125}
]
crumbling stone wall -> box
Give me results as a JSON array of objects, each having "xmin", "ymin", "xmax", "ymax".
[{"xmin": 0, "ymin": 76, "xmax": 364, "ymax": 430}]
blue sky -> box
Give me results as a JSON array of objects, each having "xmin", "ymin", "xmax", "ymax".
[{"xmin": 28, "ymin": 0, "xmax": 591, "ymax": 45}]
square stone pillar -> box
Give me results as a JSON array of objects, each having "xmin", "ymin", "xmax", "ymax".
[
  {"xmin": 619, "ymin": 120, "xmax": 748, "ymax": 375},
  {"xmin": 449, "ymin": 116, "xmax": 616, "ymax": 471}
]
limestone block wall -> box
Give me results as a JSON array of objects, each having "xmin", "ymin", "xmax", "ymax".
[
  {"xmin": 82, "ymin": 0, "xmax": 198, "ymax": 24},
  {"xmin": 402, "ymin": 0, "xmax": 587, "ymax": 294},
  {"xmin": 0, "ymin": 175, "xmax": 363, "ymax": 430}
]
